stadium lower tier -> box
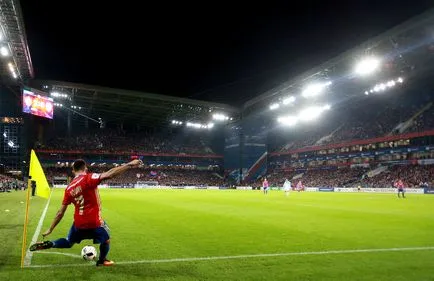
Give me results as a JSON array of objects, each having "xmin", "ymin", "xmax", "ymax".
[
  {"xmin": 43, "ymin": 163, "xmax": 434, "ymax": 189},
  {"xmin": 46, "ymin": 167, "xmax": 225, "ymax": 187},
  {"xmin": 262, "ymin": 164, "xmax": 434, "ymax": 188}
]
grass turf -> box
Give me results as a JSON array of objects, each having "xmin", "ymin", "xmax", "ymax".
[{"xmin": 0, "ymin": 188, "xmax": 433, "ymax": 280}]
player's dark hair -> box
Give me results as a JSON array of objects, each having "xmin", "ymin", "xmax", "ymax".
[{"xmin": 72, "ymin": 159, "xmax": 87, "ymax": 172}]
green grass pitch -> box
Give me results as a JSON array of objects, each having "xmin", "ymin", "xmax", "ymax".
[{"xmin": 1, "ymin": 188, "xmax": 433, "ymax": 281}]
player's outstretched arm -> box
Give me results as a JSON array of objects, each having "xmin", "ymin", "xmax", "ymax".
[
  {"xmin": 100, "ymin": 159, "xmax": 143, "ymax": 181},
  {"xmin": 42, "ymin": 204, "xmax": 68, "ymax": 238}
]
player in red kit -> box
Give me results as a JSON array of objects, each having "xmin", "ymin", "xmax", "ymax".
[
  {"xmin": 296, "ymin": 180, "xmax": 304, "ymax": 192},
  {"xmin": 394, "ymin": 178, "xmax": 405, "ymax": 198},
  {"xmin": 29, "ymin": 158, "xmax": 142, "ymax": 266}
]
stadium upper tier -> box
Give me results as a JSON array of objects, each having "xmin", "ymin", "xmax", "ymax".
[
  {"xmin": 37, "ymin": 90, "xmax": 434, "ymax": 157},
  {"xmin": 271, "ymin": 89, "xmax": 434, "ymax": 153},
  {"xmin": 37, "ymin": 129, "xmax": 222, "ymax": 157}
]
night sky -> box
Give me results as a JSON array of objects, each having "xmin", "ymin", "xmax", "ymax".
[{"xmin": 20, "ymin": 0, "xmax": 434, "ymax": 105}]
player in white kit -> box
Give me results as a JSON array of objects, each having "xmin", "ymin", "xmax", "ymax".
[{"xmin": 283, "ymin": 179, "xmax": 291, "ymax": 196}]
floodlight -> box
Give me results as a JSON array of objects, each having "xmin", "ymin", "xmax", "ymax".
[{"xmin": 355, "ymin": 57, "xmax": 380, "ymax": 76}]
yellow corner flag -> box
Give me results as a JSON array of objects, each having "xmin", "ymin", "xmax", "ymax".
[
  {"xmin": 21, "ymin": 149, "xmax": 51, "ymax": 268},
  {"xmin": 29, "ymin": 149, "xmax": 50, "ymax": 199}
]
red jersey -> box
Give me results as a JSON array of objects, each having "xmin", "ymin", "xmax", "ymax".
[
  {"xmin": 395, "ymin": 180, "xmax": 404, "ymax": 189},
  {"xmin": 62, "ymin": 173, "xmax": 103, "ymax": 229}
]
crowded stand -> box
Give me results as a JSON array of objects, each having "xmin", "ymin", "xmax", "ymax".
[
  {"xmin": 0, "ymin": 174, "xmax": 25, "ymax": 192},
  {"xmin": 275, "ymin": 95, "xmax": 434, "ymax": 153},
  {"xmin": 293, "ymin": 168, "xmax": 367, "ymax": 188},
  {"xmin": 278, "ymin": 130, "xmax": 329, "ymax": 151},
  {"xmin": 265, "ymin": 165, "xmax": 433, "ymax": 189},
  {"xmin": 45, "ymin": 165, "xmax": 225, "ymax": 187},
  {"xmin": 322, "ymin": 102, "xmax": 424, "ymax": 145},
  {"xmin": 25, "ymin": 89, "xmax": 434, "ymax": 191},
  {"xmin": 266, "ymin": 167, "xmax": 367, "ymax": 188},
  {"xmin": 359, "ymin": 165, "xmax": 434, "ymax": 188},
  {"xmin": 40, "ymin": 129, "xmax": 216, "ymax": 155},
  {"xmin": 407, "ymin": 104, "xmax": 434, "ymax": 133}
]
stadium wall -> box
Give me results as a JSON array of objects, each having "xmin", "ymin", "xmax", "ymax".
[
  {"xmin": 303, "ymin": 187, "xmax": 425, "ymax": 193},
  {"xmin": 240, "ymin": 115, "xmax": 268, "ymax": 182},
  {"xmin": 224, "ymin": 114, "xmax": 268, "ymax": 183},
  {"xmin": 224, "ymin": 121, "xmax": 242, "ymax": 183},
  {"xmin": 53, "ymin": 184, "xmax": 222, "ymax": 190},
  {"xmin": 52, "ymin": 185, "xmax": 430, "ymax": 194}
]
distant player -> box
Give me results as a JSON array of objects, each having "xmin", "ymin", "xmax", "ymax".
[
  {"xmin": 296, "ymin": 180, "xmax": 304, "ymax": 192},
  {"xmin": 30, "ymin": 159, "xmax": 143, "ymax": 266},
  {"xmin": 283, "ymin": 179, "xmax": 291, "ymax": 196},
  {"xmin": 394, "ymin": 178, "xmax": 405, "ymax": 198},
  {"xmin": 262, "ymin": 178, "xmax": 269, "ymax": 194}
]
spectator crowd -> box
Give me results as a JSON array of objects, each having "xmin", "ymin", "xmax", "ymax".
[
  {"xmin": 0, "ymin": 174, "xmax": 25, "ymax": 192},
  {"xmin": 275, "ymin": 96, "xmax": 434, "ymax": 152},
  {"xmin": 24, "ymin": 92, "xmax": 434, "ymax": 191},
  {"xmin": 360, "ymin": 165, "xmax": 434, "ymax": 188},
  {"xmin": 46, "ymin": 165, "xmax": 225, "ymax": 187},
  {"xmin": 40, "ymin": 129, "xmax": 216, "ymax": 155},
  {"xmin": 266, "ymin": 165, "xmax": 433, "ymax": 189}
]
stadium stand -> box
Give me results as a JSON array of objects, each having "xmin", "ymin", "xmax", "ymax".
[
  {"xmin": 0, "ymin": 174, "xmax": 25, "ymax": 192},
  {"xmin": 267, "ymin": 90, "xmax": 434, "ymax": 188},
  {"xmin": 275, "ymin": 94, "xmax": 434, "ymax": 152},
  {"xmin": 45, "ymin": 166, "xmax": 224, "ymax": 187},
  {"xmin": 41, "ymin": 129, "xmax": 216, "ymax": 155},
  {"xmin": 265, "ymin": 164, "xmax": 433, "ymax": 189},
  {"xmin": 359, "ymin": 165, "xmax": 434, "ymax": 188},
  {"xmin": 407, "ymin": 103, "xmax": 434, "ymax": 133}
]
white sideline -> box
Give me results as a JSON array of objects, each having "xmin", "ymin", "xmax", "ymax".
[
  {"xmin": 24, "ymin": 192, "xmax": 53, "ymax": 267},
  {"xmin": 28, "ymin": 246, "xmax": 434, "ymax": 268}
]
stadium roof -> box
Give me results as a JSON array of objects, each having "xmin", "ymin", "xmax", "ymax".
[
  {"xmin": 30, "ymin": 80, "xmax": 240, "ymax": 126},
  {"xmin": 0, "ymin": 0, "xmax": 33, "ymax": 81},
  {"xmin": 242, "ymin": 8, "xmax": 434, "ymax": 116}
]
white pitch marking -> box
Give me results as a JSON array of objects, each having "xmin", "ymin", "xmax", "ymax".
[
  {"xmin": 27, "ymin": 246, "xmax": 434, "ymax": 268},
  {"xmin": 35, "ymin": 251, "xmax": 82, "ymax": 258},
  {"xmin": 24, "ymin": 192, "xmax": 53, "ymax": 267}
]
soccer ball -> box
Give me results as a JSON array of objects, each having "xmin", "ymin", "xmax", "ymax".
[{"xmin": 81, "ymin": 245, "xmax": 97, "ymax": 261}]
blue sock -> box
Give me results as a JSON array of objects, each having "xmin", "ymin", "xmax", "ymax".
[
  {"xmin": 99, "ymin": 241, "xmax": 110, "ymax": 262},
  {"xmin": 52, "ymin": 238, "xmax": 72, "ymax": 248}
]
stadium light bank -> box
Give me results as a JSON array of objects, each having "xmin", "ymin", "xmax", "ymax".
[
  {"xmin": 212, "ymin": 113, "xmax": 230, "ymax": 121},
  {"xmin": 0, "ymin": 31, "xmax": 18, "ymax": 79},
  {"xmin": 186, "ymin": 122, "xmax": 214, "ymax": 129},
  {"xmin": 50, "ymin": 92, "xmax": 70, "ymax": 99},
  {"xmin": 355, "ymin": 57, "xmax": 380, "ymax": 76},
  {"xmin": 171, "ymin": 112, "xmax": 232, "ymax": 128},
  {"xmin": 278, "ymin": 104, "xmax": 331, "ymax": 126},
  {"xmin": 365, "ymin": 77, "xmax": 404, "ymax": 95},
  {"xmin": 302, "ymin": 81, "xmax": 332, "ymax": 98},
  {"xmin": 269, "ymin": 80, "xmax": 331, "ymax": 111}
]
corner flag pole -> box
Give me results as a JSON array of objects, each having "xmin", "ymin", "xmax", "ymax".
[
  {"xmin": 20, "ymin": 150, "xmax": 51, "ymax": 268},
  {"xmin": 20, "ymin": 178, "xmax": 32, "ymax": 268}
]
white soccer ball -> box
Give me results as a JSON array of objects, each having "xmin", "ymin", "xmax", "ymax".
[{"xmin": 81, "ymin": 245, "xmax": 97, "ymax": 261}]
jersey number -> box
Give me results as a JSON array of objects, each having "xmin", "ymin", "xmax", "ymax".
[{"xmin": 74, "ymin": 195, "xmax": 84, "ymax": 215}]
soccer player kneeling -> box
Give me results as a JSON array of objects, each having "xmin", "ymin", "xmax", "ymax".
[{"xmin": 30, "ymin": 159, "xmax": 142, "ymax": 266}]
